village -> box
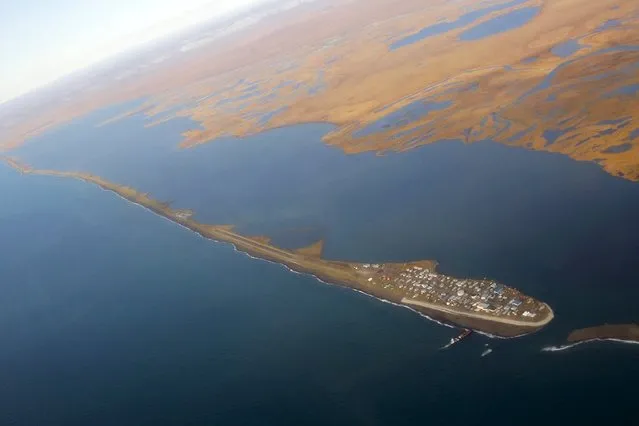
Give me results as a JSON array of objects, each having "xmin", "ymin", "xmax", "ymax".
[{"xmin": 354, "ymin": 263, "xmax": 547, "ymax": 322}]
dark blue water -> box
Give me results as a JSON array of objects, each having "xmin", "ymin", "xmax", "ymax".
[
  {"xmin": 459, "ymin": 7, "xmax": 540, "ymax": 41},
  {"xmin": 5, "ymin": 103, "xmax": 639, "ymax": 424},
  {"xmin": 389, "ymin": 0, "xmax": 527, "ymax": 49},
  {"xmin": 354, "ymin": 100, "xmax": 451, "ymax": 137},
  {"xmin": 551, "ymin": 39, "xmax": 584, "ymax": 58}
]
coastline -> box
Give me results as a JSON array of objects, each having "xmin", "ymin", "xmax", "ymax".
[
  {"xmin": 402, "ymin": 298, "xmax": 554, "ymax": 327},
  {"xmin": 1, "ymin": 156, "xmax": 554, "ymax": 337},
  {"xmin": 542, "ymin": 338, "xmax": 639, "ymax": 353},
  {"xmin": 542, "ymin": 324, "xmax": 639, "ymax": 352}
]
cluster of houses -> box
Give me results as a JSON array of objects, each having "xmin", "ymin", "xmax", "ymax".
[
  {"xmin": 358, "ymin": 263, "xmax": 541, "ymax": 320},
  {"xmin": 173, "ymin": 210, "xmax": 193, "ymax": 220}
]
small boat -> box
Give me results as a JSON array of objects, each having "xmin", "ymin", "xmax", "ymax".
[
  {"xmin": 441, "ymin": 329, "xmax": 472, "ymax": 349},
  {"xmin": 481, "ymin": 347, "xmax": 493, "ymax": 357}
]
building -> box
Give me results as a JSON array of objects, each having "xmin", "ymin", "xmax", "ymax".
[
  {"xmin": 174, "ymin": 210, "xmax": 193, "ymax": 220},
  {"xmin": 476, "ymin": 302, "xmax": 490, "ymax": 311}
]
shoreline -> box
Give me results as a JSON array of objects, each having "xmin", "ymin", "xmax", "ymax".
[
  {"xmin": 542, "ymin": 338, "xmax": 639, "ymax": 353},
  {"xmin": 402, "ymin": 298, "xmax": 555, "ymax": 328},
  {"xmin": 1, "ymin": 156, "xmax": 554, "ymax": 337},
  {"xmin": 543, "ymin": 324, "xmax": 639, "ymax": 352}
]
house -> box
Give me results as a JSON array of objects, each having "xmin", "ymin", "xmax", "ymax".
[{"xmin": 476, "ymin": 302, "xmax": 490, "ymax": 311}]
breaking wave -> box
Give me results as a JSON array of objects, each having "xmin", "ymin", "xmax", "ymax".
[{"xmin": 542, "ymin": 338, "xmax": 639, "ymax": 352}]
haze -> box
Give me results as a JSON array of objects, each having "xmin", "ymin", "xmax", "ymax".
[{"xmin": 0, "ymin": 0, "xmax": 267, "ymax": 104}]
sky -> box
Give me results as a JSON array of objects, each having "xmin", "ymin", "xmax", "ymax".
[{"xmin": 0, "ymin": 0, "xmax": 266, "ymax": 104}]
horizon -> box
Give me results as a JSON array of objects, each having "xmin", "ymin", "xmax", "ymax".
[{"xmin": 0, "ymin": 0, "xmax": 273, "ymax": 106}]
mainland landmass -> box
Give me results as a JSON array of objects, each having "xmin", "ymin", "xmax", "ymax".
[
  {"xmin": 567, "ymin": 324, "xmax": 639, "ymax": 344},
  {"xmin": 2, "ymin": 157, "xmax": 553, "ymax": 338},
  {"xmin": 2, "ymin": 0, "xmax": 639, "ymax": 180}
]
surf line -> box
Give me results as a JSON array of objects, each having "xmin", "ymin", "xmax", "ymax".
[
  {"xmin": 96, "ymin": 181, "xmax": 528, "ymax": 338},
  {"xmin": 34, "ymin": 171, "xmax": 531, "ymax": 341},
  {"xmin": 542, "ymin": 338, "xmax": 639, "ymax": 352},
  {"xmin": 102, "ymin": 185, "xmax": 464, "ymax": 332},
  {"xmin": 94, "ymin": 177, "xmax": 537, "ymax": 340}
]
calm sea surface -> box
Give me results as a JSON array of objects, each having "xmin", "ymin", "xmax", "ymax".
[{"xmin": 2, "ymin": 103, "xmax": 638, "ymax": 425}]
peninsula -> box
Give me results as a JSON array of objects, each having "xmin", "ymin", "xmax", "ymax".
[{"xmin": 2, "ymin": 157, "xmax": 554, "ymax": 337}]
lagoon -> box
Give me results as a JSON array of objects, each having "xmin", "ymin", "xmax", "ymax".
[{"xmin": 5, "ymin": 100, "xmax": 639, "ymax": 424}]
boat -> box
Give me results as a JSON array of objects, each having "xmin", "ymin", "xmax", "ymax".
[
  {"xmin": 440, "ymin": 329, "xmax": 472, "ymax": 349},
  {"xmin": 481, "ymin": 346, "xmax": 493, "ymax": 357}
]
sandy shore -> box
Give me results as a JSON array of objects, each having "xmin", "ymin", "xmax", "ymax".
[{"xmin": 401, "ymin": 298, "xmax": 554, "ymax": 328}]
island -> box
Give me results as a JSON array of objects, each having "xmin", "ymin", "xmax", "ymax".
[
  {"xmin": 2, "ymin": 156, "xmax": 554, "ymax": 337},
  {"xmin": 567, "ymin": 324, "xmax": 639, "ymax": 344}
]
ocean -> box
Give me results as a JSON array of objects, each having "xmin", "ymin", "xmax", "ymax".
[{"xmin": 1, "ymin": 103, "xmax": 638, "ymax": 425}]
